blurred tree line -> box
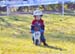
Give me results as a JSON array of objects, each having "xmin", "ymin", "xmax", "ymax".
[{"xmin": 0, "ymin": 0, "xmax": 75, "ymax": 13}]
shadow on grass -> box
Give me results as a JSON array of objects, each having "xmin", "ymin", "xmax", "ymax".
[{"xmin": 39, "ymin": 45, "xmax": 67, "ymax": 51}]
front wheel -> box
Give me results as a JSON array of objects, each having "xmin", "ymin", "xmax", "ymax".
[{"xmin": 35, "ymin": 39, "xmax": 40, "ymax": 45}]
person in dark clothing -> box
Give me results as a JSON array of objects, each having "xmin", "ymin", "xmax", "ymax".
[{"xmin": 31, "ymin": 8, "xmax": 48, "ymax": 46}]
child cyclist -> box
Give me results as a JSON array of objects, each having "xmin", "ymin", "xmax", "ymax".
[{"xmin": 31, "ymin": 8, "xmax": 48, "ymax": 46}]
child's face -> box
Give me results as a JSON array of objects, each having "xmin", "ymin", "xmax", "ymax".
[{"xmin": 35, "ymin": 16, "xmax": 41, "ymax": 20}]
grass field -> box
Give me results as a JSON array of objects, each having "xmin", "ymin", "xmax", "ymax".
[{"xmin": 0, "ymin": 14, "xmax": 75, "ymax": 54}]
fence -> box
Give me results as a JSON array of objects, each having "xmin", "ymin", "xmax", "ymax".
[{"xmin": 0, "ymin": 0, "xmax": 75, "ymax": 16}]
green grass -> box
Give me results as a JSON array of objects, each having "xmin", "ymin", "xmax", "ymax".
[{"xmin": 0, "ymin": 14, "xmax": 75, "ymax": 54}]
